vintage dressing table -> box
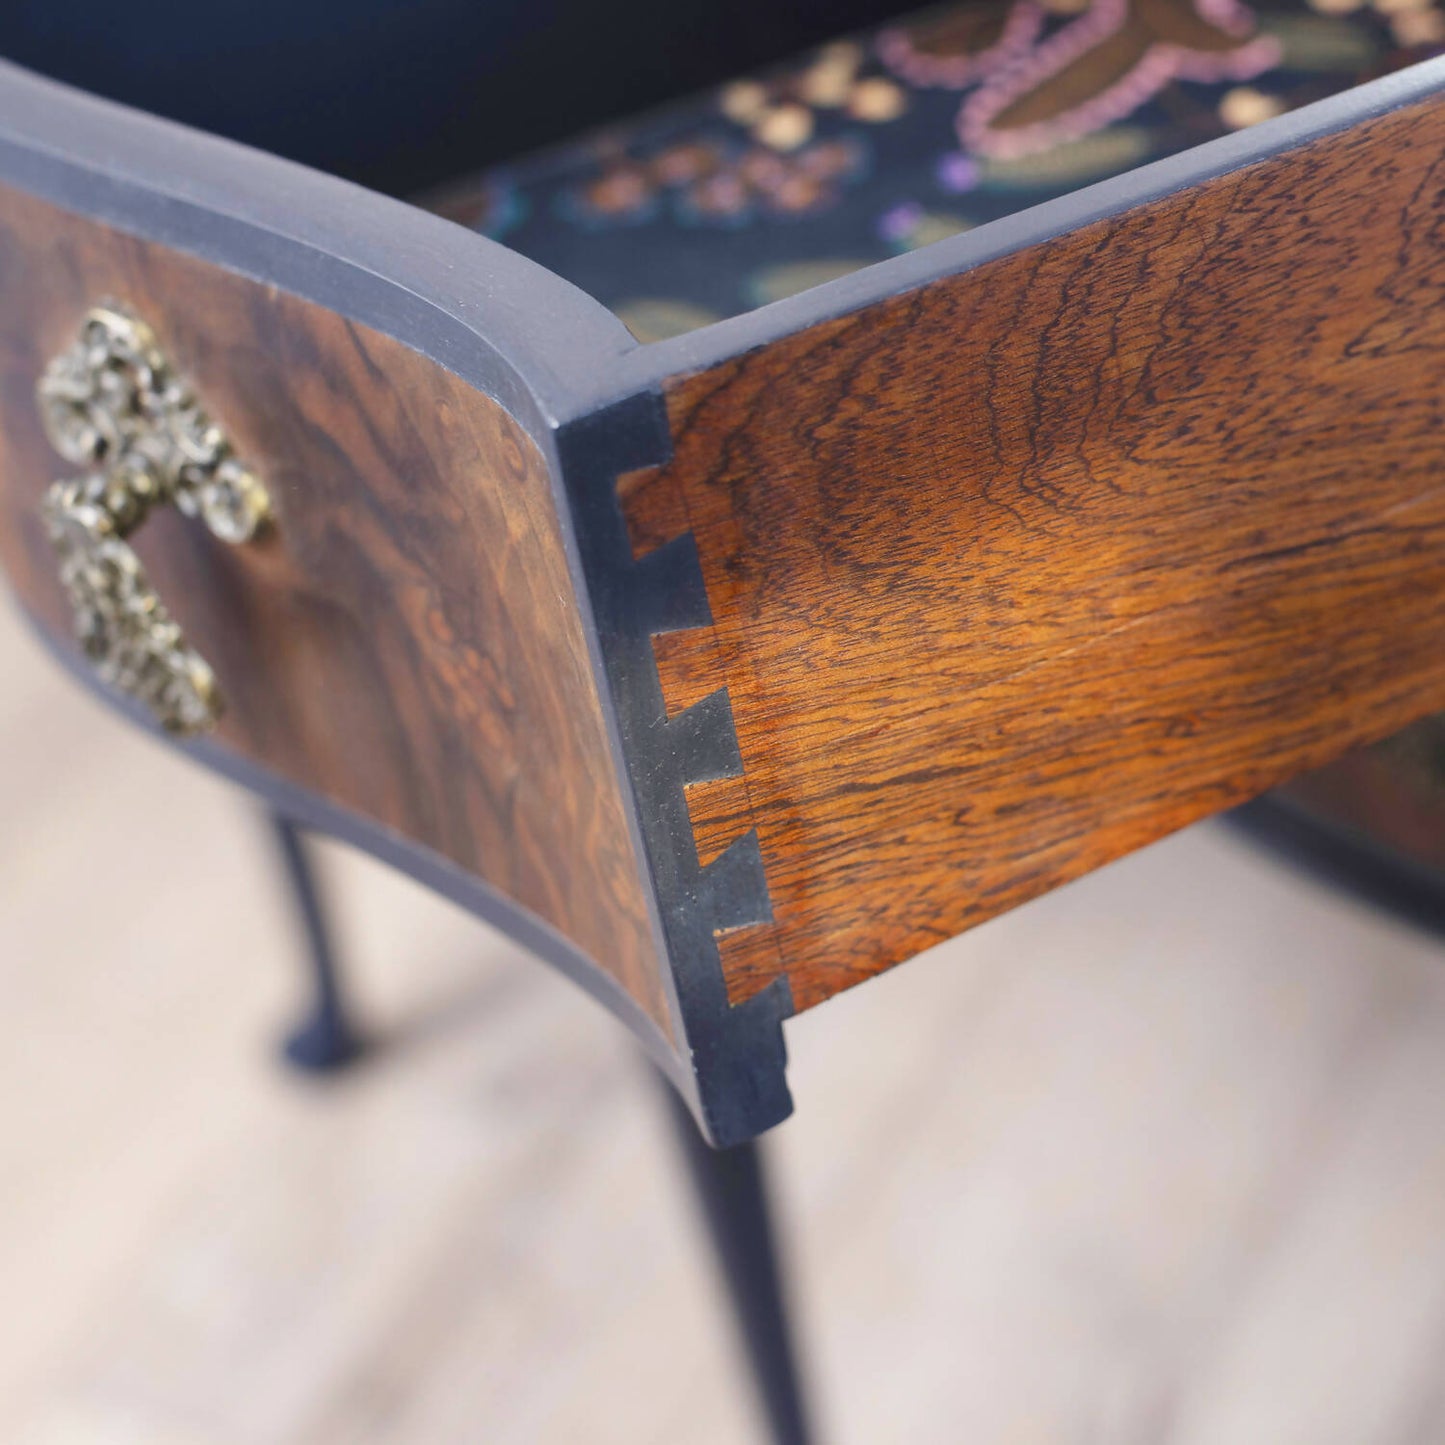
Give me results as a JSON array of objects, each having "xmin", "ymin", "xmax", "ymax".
[{"xmin": 2, "ymin": 1, "xmax": 1443, "ymax": 1439}]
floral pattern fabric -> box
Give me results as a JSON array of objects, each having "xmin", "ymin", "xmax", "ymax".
[{"xmin": 430, "ymin": 0, "xmax": 1442, "ymax": 337}]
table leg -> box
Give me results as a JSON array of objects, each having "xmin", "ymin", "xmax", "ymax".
[
  {"xmin": 268, "ymin": 810, "xmax": 364, "ymax": 1072},
  {"xmin": 659, "ymin": 1078, "xmax": 814, "ymax": 1445}
]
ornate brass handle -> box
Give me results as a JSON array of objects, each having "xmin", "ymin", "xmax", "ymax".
[{"xmin": 37, "ymin": 305, "xmax": 272, "ymax": 735}]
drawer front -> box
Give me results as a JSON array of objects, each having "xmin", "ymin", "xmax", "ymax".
[{"xmin": 0, "ymin": 184, "xmax": 671, "ymax": 1039}]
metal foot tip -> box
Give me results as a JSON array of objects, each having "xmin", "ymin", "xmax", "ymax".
[{"xmin": 279, "ymin": 1014, "xmax": 365, "ymax": 1074}]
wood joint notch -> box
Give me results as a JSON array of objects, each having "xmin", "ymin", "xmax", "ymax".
[
  {"xmin": 617, "ymin": 458, "xmax": 788, "ymax": 1008},
  {"xmin": 556, "ymin": 395, "xmax": 792, "ymax": 1147}
]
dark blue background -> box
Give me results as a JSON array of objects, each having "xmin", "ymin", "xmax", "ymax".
[{"xmin": 0, "ymin": 0, "xmax": 917, "ymax": 195}]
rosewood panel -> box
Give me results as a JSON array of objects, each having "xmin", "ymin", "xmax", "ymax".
[
  {"xmin": 624, "ymin": 95, "xmax": 1445, "ymax": 1012},
  {"xmin": 0, "ymin": 186, "xmax": 671, "ymax": 1038}
]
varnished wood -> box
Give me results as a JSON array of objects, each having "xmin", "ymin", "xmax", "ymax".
[
  {"xmin": 0, "ymin": 185, "xmax": 671, "ymax": 1038},
  {"xmin": 624, "ymin": 94, "xmax": 1445, "ymax": 1013}
]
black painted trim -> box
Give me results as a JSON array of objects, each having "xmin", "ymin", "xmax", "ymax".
[
  {"xmin": 556, "ymin": 396, "xmax": 793, "ymax": 1147},
  {"xmin": 0, "ymin": 58, "xmax": 635, "ymax": 446}
]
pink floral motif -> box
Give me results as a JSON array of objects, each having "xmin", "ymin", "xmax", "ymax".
[
  {"xmin": 877, "ymin": 1, "xmax": 1047, "ymax": 88},
  {"xmin": 960, "ymin": 0, "xmax": 1281, "ymax": 158}
]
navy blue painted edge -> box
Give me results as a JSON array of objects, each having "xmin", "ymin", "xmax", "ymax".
[
  {"xmin": 16, "ymin": 603, "xmax": 700, "ymax": 1106},
  {"xmin": 555, "ymin": 396, "xmax": 794, "ymax": 1147},
  {"xmin": 0, "ymin": 58, "xmax": 638, "ymax": 446}
]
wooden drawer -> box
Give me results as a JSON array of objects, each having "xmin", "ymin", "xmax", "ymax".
[{"xmin": 1, "ymin": 48, "xmax": 1443, "ymax": 1141}]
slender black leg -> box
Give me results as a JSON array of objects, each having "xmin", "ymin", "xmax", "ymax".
[
  {"xmin": 268, "ymin": 811, "xmax": 364, "ymax": 1072},
  {"xmin": 659, "ymin": 1079, "xmax": 813, "ymax": 1445}
]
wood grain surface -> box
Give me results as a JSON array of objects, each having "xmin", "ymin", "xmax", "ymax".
[
  {"xmin": 0, "ymin": 186, "xmax": 670, "ymax": 1037},
  {"xmin": 624, "ymin": 93, "xmax": 1445, "ymax": 1013}
]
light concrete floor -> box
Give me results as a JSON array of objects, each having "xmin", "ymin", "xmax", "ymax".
[{"xmin": 5, "ymin": 598, "xmax": 1445, "ymax": 1445}]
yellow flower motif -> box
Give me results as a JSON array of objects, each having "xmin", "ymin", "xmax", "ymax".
[
  {"xmin": 721, "ymin": 37, "xmax": 909, "ymax": 152},
  {"xmin": 755, "ymin": 104, "xmax": 815, "ymax": 152},
  {"xmin": 848, "ymin": 77, "xmax": 908, "ymax": 121},
  {"xmin": 1219, "ymin": 84, "xmax": 1287, "ymax": 127}
]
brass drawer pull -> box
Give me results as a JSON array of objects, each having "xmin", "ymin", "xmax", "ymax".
[{"xmin": 36, "ymin": 305, "xmax": 271, "ymax": 735}]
